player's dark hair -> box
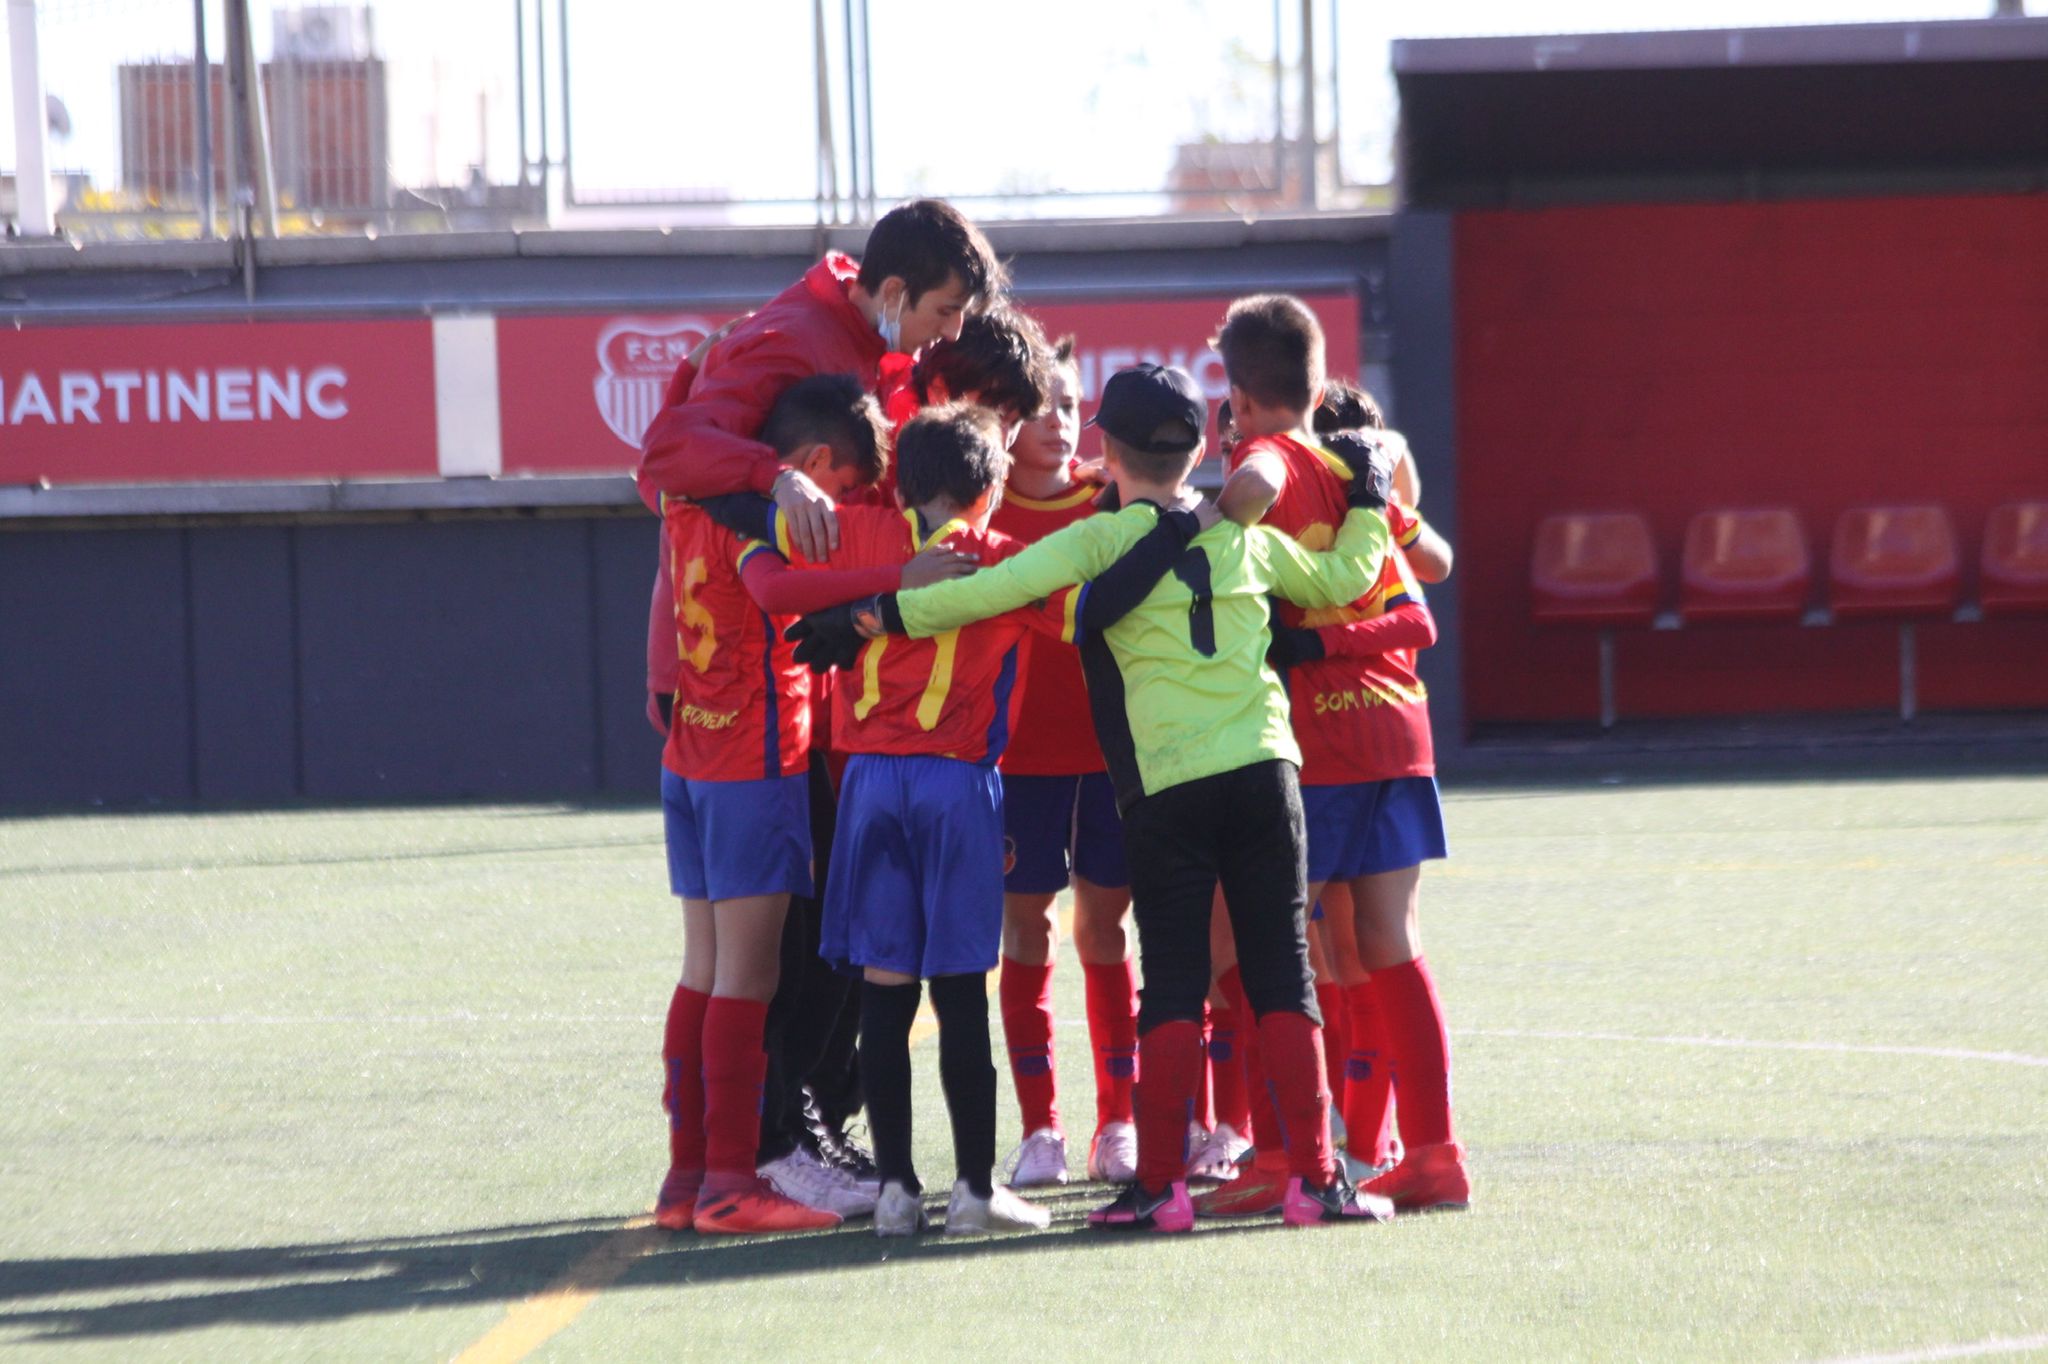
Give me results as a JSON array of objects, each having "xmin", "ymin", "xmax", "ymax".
[
  {"xmin": 1313, "ymin": 375, "xmax": 1384, "ymax": 435},
  {"xmin": 895, "ymin": 402, "xmax": 1012, "ymax": 511},
  {"xmin": 1103, "ymin": 423, "xmax": 1202, "ymax": 484},
  {"xmin": 1050, "ymin": 333, "xmax": 1078, "ymax": 371},
  {"xmin": 858, "ymin": 199, "xmax": 1006, "ymax": 307},
  {"xmin": 760, "ymin": 373, "xmax": 890, "ymax": 486},
  {"xmin": 911, "ymin": 305, "xmax": 1052, "ymax": 420},
  {"xmin": 1212, "ymin": 293, "xmax": 1326, "ymax": 414}
]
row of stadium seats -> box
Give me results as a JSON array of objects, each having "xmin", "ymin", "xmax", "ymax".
[{"xmin": 1530, "ymin": 502, "xmax": 2048, "ymax": 727}]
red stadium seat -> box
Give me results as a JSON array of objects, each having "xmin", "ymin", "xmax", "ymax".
[
  {"xmin": 1530, "ymin": 512, "xmax": 1660, "ymax": 728},
  {"xmin": 1828, "ymin": 505, "xmax": 1959, "ymax": 620},
  {"xmin": 1530, "ymin": 513, "xmax": 1659, "ymax": 628},
  {"xmin": 1679, "ymin": 507, "xmax": 1811, "ymax": 624},
  {"xmin": 1981, "ymin": 501, "xmax": 2048, "ymax": 617},
  {"xmin": 1828, "ymin": 505, "xmax": 1960, "ymax": 722}
]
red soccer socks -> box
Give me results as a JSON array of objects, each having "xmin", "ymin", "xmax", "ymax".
[
  {"xmin": 1370, "ymin": 956, "xmax": 1455, "ymax": 1149},
  {"xmin": 1082, "ymin": 958, "xmax": 1139, "ymax": 1125},
  {"xmin": 1316, "ymin": 981, "xmax": 1350, "ymax": 1105},
  {"xmin": 999, "ymin": 956, "xmax": 1060, "ymax": 1135},
  {"xmin": 1208, "ymin": 975, "xmax": 1249, "ymax": 1137},
  {"xmin": 657, "ymin": 983, "xmax": 712, "ymax": 1228},
  {"xmin": 1134, "ymin": 1018, "xmax": 1205, "ymax": 1190},
  {"xmin": 1256, "ymin": 1009, "xmax": 1337, "ymax": 1186},
  {"xmin": 1342, "ymin": 979, "xmax": 1398, "ymax": 1166},
  {"xmin": 699, "ymin": 996, "xmax": 771, "ymax": 1185}
]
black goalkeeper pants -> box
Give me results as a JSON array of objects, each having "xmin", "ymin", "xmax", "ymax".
[
  {"xmin": 1121, "ymin": 759, "xmax": 1320, "ymax": 1034},
  {"xmin": 757, "ymin": 753, "xmax": 851, "ymax": 1163}
]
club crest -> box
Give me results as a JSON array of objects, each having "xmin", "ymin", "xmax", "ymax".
[{"xmin": 592, "ymin": 317, "xmax": 715, "ymax": 448}]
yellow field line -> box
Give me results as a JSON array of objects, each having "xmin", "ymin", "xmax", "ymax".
[
  {"xmin": 450, "ymin": 1216, "xmax": 661, "ymax": 1364},
  {"xmin": 452, "ymin": 899, "xmax": 1075, "ymax": 1362}
]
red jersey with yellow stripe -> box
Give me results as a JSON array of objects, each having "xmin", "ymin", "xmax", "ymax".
[
  {"xmin": 661, "ymin": 502, "xmax": 810, "ymax": 782},
  {"xmin": 1228, "ymin": 431, "xmax": 1436, "ymax": 783},
  {"xmin": 786, "ymin": 505, "xmax": 1077, "ymax": 764},
  {"xmin": 988, "ymin": 476, "xmax": 1108, "ymax": 777}
]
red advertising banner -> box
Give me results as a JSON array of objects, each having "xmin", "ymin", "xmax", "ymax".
[
  {"xmin": 494, "ymin": 291, "xmax": 1362, "ymax": 475},
  {"xmin": 496, "ymin": 310, "xmax": 746, "ymax": 476},
  {"xmin": 0, "ymin": 319, "xmax": 438, "ymax": 486}
]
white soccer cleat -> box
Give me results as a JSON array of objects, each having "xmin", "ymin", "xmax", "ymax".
[
  {"xmin": 759, "ymin": 1147, "xmax": 878, "ymax": 1219},
  {"xmin": 1184, "ymin": 1121, "xmax": 1251, "ymax": 1183},
  {"xmin": 1004, "ymin": 1126, "xmax": 1069, "ymax": 1187},
  {"xmin": 944, "ymin": 1180, "xmax": 1052, "ymax": 1235},
  {"xmin": 872, "ymin": 1179, "xmax": 928, "ymax": 1238},
  {"xmin": 1087, "ymin": 1121, "xmax": 1138, "ymax": 1182}
]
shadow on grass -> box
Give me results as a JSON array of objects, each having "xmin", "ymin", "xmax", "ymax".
[{"xmin": 0, "ymin": 1193, "xmax": 1282, "ymax": 1342}]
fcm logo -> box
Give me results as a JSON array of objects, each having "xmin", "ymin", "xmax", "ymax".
[{"xmin": 592, "ymin": 317, "xmax": 715, "ymax": 449}]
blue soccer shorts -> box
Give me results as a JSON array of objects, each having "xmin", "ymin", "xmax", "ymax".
[
  {"xmin": 822, "ymin": 753, "xmax": 1005, "ymax": 979},
  {"xmin": 1000, "ymin": 770, "xmax": 1131, "ymax": 895},
  {"xmin": 661, "ymin": 768, "xmax": 813, "ymax": 902},
  {"xmin": 1302, "ymin": 775, "xmax": 1449, "ymax": 884}
]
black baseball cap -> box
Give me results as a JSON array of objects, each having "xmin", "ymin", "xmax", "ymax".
[{"xmin": 1088, "ymin": 363, "xmax": 1206, "ymax": 454}]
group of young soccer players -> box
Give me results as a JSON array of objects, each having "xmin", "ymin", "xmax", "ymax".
[{"xmin": 636, "ymin": 197, "xmax": 1470, "ymax": 1238}]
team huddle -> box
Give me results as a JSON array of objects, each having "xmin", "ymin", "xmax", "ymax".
[{"xmin": 637, "ymin": 199, "xmax": 1468, "ymax": 1238}]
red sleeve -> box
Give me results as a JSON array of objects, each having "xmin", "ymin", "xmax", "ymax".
[
  {"xmin": 739, "ymin": 549, "xmax": 902, "ymax": 615},
  {"xmin": 646, "ymin": 520, "xmax": 679, "ymax": 693},
  {"xmin": 634, "ymin": 333, "xmax": 815, "ymax": 511},
  {"xmin": 1315, "ymin": 599, "xmax": 1438, "ymax": 658}
]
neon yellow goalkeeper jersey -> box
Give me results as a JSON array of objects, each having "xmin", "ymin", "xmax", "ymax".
[{"xmin": 892, "ymin": 500, "xmax": 1391, "ymax": 807}]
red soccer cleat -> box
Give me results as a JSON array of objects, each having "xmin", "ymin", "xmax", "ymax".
[
  {"xmin": 654, "ymin": 1167, "xmax": 700, "ymax": 1231},
  {"xmin": 693, "ymin": 1177, "xmax": 845, "ymax": 1235},
  {"xmin": 1191, "ymin": 1151, "xmax": 1289, "ymax": 1217},
  {"xmin": 1362, "ymin": 1141, "xmax": 1471, "ymax": 1213}
]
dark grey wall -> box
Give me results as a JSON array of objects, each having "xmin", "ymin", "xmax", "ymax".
[
  {"xmin": 1388, "ymin": 210, "xmax": 1464, "ymax": 759},
  {"xmin": 0, "ymin": 514, "xmax": 664, "ymax": 807}
]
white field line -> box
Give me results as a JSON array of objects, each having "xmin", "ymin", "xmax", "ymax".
[
  {"xmin": 1810, "ymin": 1333, "xmax": 2048, "ymax": 1363},
  {"xmin": 1463, "ymin": 1028, "xmax": 2048, "ymax": 1069},
  {"xmin": 17, "ymin": 1017, "xmax": 2048, "ymax": 1072},
  {"xmin": 12, "ymin": 1013, "xmax": 663, "ymax": 1027}
]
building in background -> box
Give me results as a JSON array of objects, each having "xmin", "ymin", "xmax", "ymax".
[{"xmin": 115, "ymin": 6, "xmax": 389, "ymax": 228}]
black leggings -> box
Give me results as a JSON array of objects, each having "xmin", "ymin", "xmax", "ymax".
[
  {"xmin": 1121, "ymin": 760, "xmax": 1319, "ymax": 1033},
  {"xmin": 758, "ymin": 753, "xmax": 852, "ymax": 1162},
  {"xmin": 858, "ymin": 972, "xmax": 999, "ymax": 1197}
]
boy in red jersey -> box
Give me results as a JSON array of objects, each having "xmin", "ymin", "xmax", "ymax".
[
  {"xmin": 728, "ymin": 404, "xmax": 1077, "ymax": 1236},
  {"xmin": 884, "ymin": 303, "xmax": 1051, "ymax": 445},
  {"xmin": 1203, "ymin": 294, "xmax": 1469, "ymax": 1215},
  {"xmin": 985, "ymin": 336, "xmax": 1140, "ymax": 1187},
  {"xmin": 656, "ymin": 375, "xmax": 969, "ymax": 1235}
]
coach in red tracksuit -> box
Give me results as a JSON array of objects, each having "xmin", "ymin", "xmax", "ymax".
[{"xmin": 636, "ymin": 197, "xmax": 1003, "ymax": 561}]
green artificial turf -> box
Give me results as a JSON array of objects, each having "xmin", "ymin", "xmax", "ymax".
[{"xmin": 1, "ymin": 776, "xmax": 2043, "ymax": 1361}]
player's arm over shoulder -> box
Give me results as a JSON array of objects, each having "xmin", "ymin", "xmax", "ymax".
[
  {"xmin": 1252, "ymin": 506, "xmax": 1393, "ymax": 610},
  {"xmin": 894, "ymin": 504, "xmax": 1160, "ymax": 638},
  {"xmin": 1216, "ymin": 444, "xmax": 1288, "ymax": 525},
  {"xmin": 636, "ymin": 331, "xmax": 815, "ymax": 506}
]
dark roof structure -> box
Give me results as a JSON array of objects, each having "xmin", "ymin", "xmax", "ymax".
[{"xmin": 1393, "ymin": 17, "xmax": 2048, "ymax": 206}]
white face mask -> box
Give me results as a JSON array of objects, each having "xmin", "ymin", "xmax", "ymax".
[{"xmin": 877, "ymin": 294, "xmax": 904, "ymax": 353}]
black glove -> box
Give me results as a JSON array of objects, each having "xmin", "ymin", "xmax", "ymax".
[
  {"xmin": 783, "ymin": 593, "xmax": 901, "ymax": 674},
  {"xmin": 785, "ymin": 600, "xmax": 871, "ymax": 675},
  {"xmin": 1266, "ymin": 625, "xmax": 1327, "ymax": 671},
  {"xmin": 1324, "ymin": 431, "xmax": 1395, "ymax": 511}
]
